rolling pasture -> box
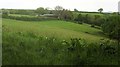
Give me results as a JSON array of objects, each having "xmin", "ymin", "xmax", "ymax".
[
  {"xmin": 2, "ymin": 18, "xmax": 106, "ymax": 43},
  {"xmin": 2, "ymin": 18, "xmax": 118, "ymax": 65}
]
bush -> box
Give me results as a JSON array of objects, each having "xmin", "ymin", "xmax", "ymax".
[
  {"xmin": 2, "ymin": 15, "xmax": 57, "ymax": 21},
  {"xmin": 2, "ymin": 12, "xmax": 9, "ymax": 18},
  {"xmin": 91, "ymin": 24, "xmax": 95, "ymax": 27},
  {"xmin": 102, "ymin": 15, "xmax": 120, "ymax": 40},
  {"xmin": 74, "ymin": 14, "xmax": 106, "ymax": 26}
]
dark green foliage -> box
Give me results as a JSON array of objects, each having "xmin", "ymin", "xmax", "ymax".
[
  {"xmin": 60, "ymin": 9, "xmax": 73, "ymax": 21},
  {"xmin": 35, "ymin": 7, "xmax": 47, "ymax": 15},
  {"xmin": 91, "ymin": 24, "xmax": 95, "ymax": 27},
  {"xmin": 74, "ymin": 14, "xmax": 84, "ymax": 24},
  {"xmin": 102, "ymin": 15, "xmax": 120, "ymax": 40},
  {"xmin": 74, "ymin": 14, "xmax": 105, "ymax": 26},
  {"xmin": 98, "ymin": 8, "xmax": 103, "ymax": 13},
  {"xmin": 2, "ymin": 9, "xmax": 9, "ymax": 17},
  {"xmin": 93, "ymin": 15, "xmax": 105, "ymax": 26},
  {"xmin": 74, "ymin": 9, "xmax": 79, "ymax": 12}
]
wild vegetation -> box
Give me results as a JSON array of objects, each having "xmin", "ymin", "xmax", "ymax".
[
  {"xmin": 1, "ymin": 6, "xmax": 120, "ymax": 65},
  {"xmin": 2, "ymin": 27, "xmax": 118, "ymax": 65}
]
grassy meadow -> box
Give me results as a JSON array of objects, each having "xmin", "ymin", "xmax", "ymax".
[
  {"xmin": 2, "ymin": 18, "xmax": 118, "ymax": 65},
  {"xmin": 2, "ymin": 18, "xmax": 107, "ymax": 43}
]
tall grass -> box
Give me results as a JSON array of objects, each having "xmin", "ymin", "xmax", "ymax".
[
  {"xmin": 2, "ymin": 18, "xmax": 118, "ymax": 65},
  {"xmin": 3, "ymin": 31, "xmax": 118, "ymax": 65},
  {"xmin": 2, "ymin": 19, "xmax": 107, "ymax": 43}
]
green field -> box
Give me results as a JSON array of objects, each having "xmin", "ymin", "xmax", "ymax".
[
  {"xmin": 2, "ymin": 18, "xmax": 107, "ymax": 43},
  {"xmin": 2, "ymin": 18, "xmax": 118, "ymax": 65},
  {"xmin": 9, "ymin": 14, "xmax": 36, "ymax": 17},
  {"xmin": 1, "ymin": 4, "xmax": 119, "ymax": 65}
]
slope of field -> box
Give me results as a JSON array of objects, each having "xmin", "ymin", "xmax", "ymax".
[
  {"xmin": 3, "ymin": 18, "xmax": 118, "ymax": 65},
  {"xmin": 2, "ymin": 18, "xmax": 107, "ymax": 42}
]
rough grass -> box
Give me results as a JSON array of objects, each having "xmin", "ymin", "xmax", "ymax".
[
  {"xmin": 2, "ymin": 18, "xmax": 118, "ymax": 65},
  {"xmin": 2, "ymin": 19, "xmax": 107, "ymax": 43},
  {"xmin": 2, "ymin": 31, "xmax": 118, "ymax": 65}
]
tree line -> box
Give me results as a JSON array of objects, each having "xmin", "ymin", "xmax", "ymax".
[{"xmin": 1, "ymin": 6, "xmax": 120, "ymax": 41}]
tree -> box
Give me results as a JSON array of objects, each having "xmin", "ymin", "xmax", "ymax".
[
  {"xmin": 93, "ymin": 15, "xmax": 105, "ymax": 26},
  {"xmin": 55, "ymin": 6, "xmax": 63, "ymax": 11},
  {"xmin": 54, "ymin": 6, "xmax": 73, "ymax": 21},
  {"xmin": 84, "ymin": 14, "xmax": 93, "ymax": 24},
  {"xmin": 74, "ymin": 14, "xmax": 84, "ymax": 24},
  {"xmin": 36, "ymin": 7, "xmax": 45, "ymax": 15},
  {"xmin": 2, "ymin": 9, "xmax": 9, "ymax": 17},
  {"xmin": 60, "ymin": 9, "xmax": 73, "ymax": 21},
  {"xmin": 54, "ymin": 6, "xmax": 64, "ymax": 19},
  {"xmin": 74, "ymin": 8, "xmax": 79, "ymax": 12},
  {"xmin": 102, "ymin": 15, "xmax": 120, "ymax": 42},
  {"xmin": 98, "ymin": 8, "xmax": 103, "ymax": 13}
]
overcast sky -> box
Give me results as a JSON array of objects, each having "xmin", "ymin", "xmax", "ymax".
[{"xmin": 0, "ymin": 0, "xmax": 119, "ymax": 12}]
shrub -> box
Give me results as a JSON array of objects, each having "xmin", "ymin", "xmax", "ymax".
[
  {"xmin": 102, "ymin": 15, "xmax": 120, "ymax": 40},
  {"xmin": 2, "ymin": 15, "xmax": 57, "ymax": 21},
  {"xmin": 91, "ymin": 24, "xmax": 95, "ymax": 27}
]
